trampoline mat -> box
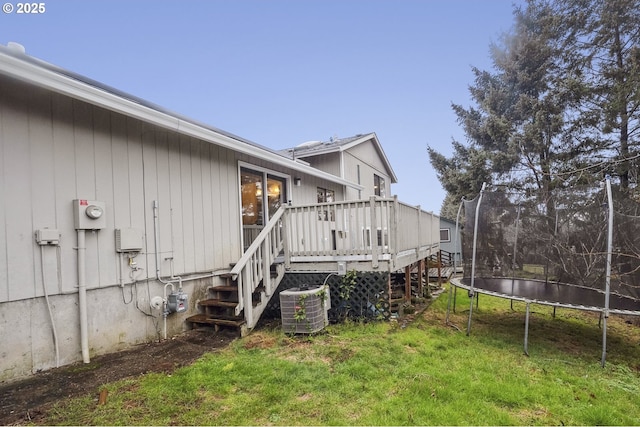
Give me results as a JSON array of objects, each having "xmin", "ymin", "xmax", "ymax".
[{"xmin": 455, "ymin": 277, "xmax": 640, "ymax": 313}]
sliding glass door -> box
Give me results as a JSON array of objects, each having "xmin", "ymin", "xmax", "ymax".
[{"xmin": 240, "ymin": 167, "xmax": 287, "ymax": 250}]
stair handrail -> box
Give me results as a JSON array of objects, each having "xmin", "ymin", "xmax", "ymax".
[
  {"xmin": 230, "ymin": 206, "xmax": 286, "ymax": 324},
  {"xmin": 229, "ymin": 206, "xmax": 285, "ymax": 280}
]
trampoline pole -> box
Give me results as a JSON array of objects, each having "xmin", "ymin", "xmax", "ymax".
[
  {"xmin": 467, "ymin": 183, "xmax": 486, "ymax": 336},
  {"xmin": 524, "ymin": 302, "xmax": 531, "ymax": 356},
  {"xmin": 511, "ymin": 205, "xmax": 521, "ymax": 312},
  {"xmin": 446, "ymin": 286, "xmax": 452, "ymax": 324},
  {"xmin": 447, "ymin": 199, "xmax": 465, "ymax": 325},
  {"xmin": 602, "ymin": 176, "xmax": 614, "ymax": 368}
]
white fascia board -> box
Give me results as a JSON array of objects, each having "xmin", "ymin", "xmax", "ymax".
[
  {"xmin": 0, "ymin": 51, "xmax": 182, "ymax": 130},
  {"xmin": 0, "ymin": 52, "xmax": 363, "ymax": 191}
]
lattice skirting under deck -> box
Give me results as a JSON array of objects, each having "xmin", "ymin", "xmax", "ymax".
[{"xmin": 262, "ymin": 272, "xmax": 391, "ymax": 322}]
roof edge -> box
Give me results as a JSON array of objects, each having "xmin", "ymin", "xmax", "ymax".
[{"xmin": 0, "ymin": 45, "xmax": 363, "ymax": 190}]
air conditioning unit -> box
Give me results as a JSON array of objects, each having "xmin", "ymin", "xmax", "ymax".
[{"xmin": 280, "ymin": 284, "xmax": 330, "ymax": 334}]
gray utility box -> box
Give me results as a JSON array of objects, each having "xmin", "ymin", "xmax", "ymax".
[{"xmin": 280, "ymin": 284, "xmax": 330, "ymax": 334}]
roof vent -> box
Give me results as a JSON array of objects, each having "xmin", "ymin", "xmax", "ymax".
[{"xmin": 7, "ymin": 42, "xmax": 26, "ymax": 54}]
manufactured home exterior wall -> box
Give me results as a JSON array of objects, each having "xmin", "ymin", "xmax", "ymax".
[
  {"xmin": 440, "ymin": 217, "xmax": 462, "ymax": 263},
  {"xmin": 299, "ymin": 152, "xmax": 341, "ymax": 178},
  {"xmin": 0, "ymin": 75, "xmax": 243, "ymax": 302},
  {"xmin": 294, "ymin": 139, "xmax": 393, "ymax": 202},
  {"xmin": 346, "ymin": 139, "xmax": 389, "ymax": 175},
  {"xmin": 343, "ymin": 146, "xmax": 392, "ymax": 200},
  {"xmin": 0, "ymin": 74, "xmax": 339, "ymax": 381}
]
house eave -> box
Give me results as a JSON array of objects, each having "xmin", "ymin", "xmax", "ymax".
[
  {"xmin": 285, "ymin": 132, "xmax": 399, "ymax": 184},
  {"xmin": 0, "ymin": 46, "xmax": 363, "ymax": 191}
]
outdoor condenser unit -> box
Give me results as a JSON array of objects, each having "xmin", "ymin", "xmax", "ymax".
[{"xmin": 280, "ymin": 284, "xmax": 330, "ymax": 334}]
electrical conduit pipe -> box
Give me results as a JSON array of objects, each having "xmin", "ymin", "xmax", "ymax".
[
  {"xmin": 77, "ymin": 229, "xmax": 90, "ymax": 363},
  {"xmin": 153, "ymin": 200, "xmax": 183, "ymax": 340}
]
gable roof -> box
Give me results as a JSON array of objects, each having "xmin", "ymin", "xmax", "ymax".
[
  {"xmin": 0, "ymin": 43, "xmax": 363, "ymax": 191},
  {"xmin": 279, "ymin": 133, "xmax": 398, "ymax": 183}
]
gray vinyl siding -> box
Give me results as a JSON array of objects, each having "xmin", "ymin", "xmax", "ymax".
[
  {"xmin": 302, "ymin": 152, "xmax": 341, "ymax": 177},
  {"xmin": 440, "ymin": 218, "xmax": 462, "ymax": 263},
  {"xmin": 0, "ymin": 75, "xmax": 243, "ymax": 303},
  {"xmin": 346, "ymin": 140, "xmax": 389, "ymax": 176},
  {"xmin": 343, "ymin": 150, "xmax": 391, "ymax": 200},
  {"xmin": 0, "ymin": 74, "xmax": 347, "ymax": 305},
  {"xmin": 0, "ymin": 69, "xmax": 357, "ymax": 381}
]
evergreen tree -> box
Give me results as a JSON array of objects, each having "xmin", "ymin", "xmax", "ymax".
[{"xmin": 429, "ymin": 0, "xmax": 640, "ymax": 203}]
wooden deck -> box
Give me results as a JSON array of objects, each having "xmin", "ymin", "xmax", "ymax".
[
  {"xmin": 283, "ymin": 196, "xmax": 439, "ymax": 273},
  {"xmin": 191, "ymin": 197, "xmax": 441, "ymax": 332}
]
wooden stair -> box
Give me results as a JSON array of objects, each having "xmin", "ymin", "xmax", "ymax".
[
  {"xmin": 186, "ymin": 264, "xmax": 281, "ymax": 336},
  {"xmin": 186, "ymin": 273, "xmax": 248, "ymax": 336},
  {"xmin": 187, "ymin": 209, "xmax": 287, "ymax": 335}
]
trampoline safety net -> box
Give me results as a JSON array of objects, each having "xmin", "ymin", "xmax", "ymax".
[{"xmin": 459, "ymin": 182, "xmax": 640, "ymax": 306}]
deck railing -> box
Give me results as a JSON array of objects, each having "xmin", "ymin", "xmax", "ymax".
[
  {"xmin": 232, "ymin": 198, "xmax": 439, "ymax": 329},
  {"xmin": 230, "ymin": 206, "xmax": 286, "ymax": 328},
  {"xmin": 282, "ymin": 196, "xmax": 439, "ymax": 268}
]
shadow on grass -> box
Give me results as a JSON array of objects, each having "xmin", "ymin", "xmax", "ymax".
[{"xmin": 430, "ymin": 291, "xmax": 640, "ymax": 368}]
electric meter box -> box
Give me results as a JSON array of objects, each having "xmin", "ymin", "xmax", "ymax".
[
  {"xmin": 73, "ymin": 200, "xmax": 106, "ymax": 230},
  {"xmin": 115, "ymin": 228, "xmax": 144, "ymax": 253}
]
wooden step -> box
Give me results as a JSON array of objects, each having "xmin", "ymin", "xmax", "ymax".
[
  {"xmin": 198, "ymin": 299, "xmax": 237, "ymax": 308},
  {"xmin": 186, "ymin": 314, "xmax": 246, "ymax": 327},
  {"xmin": 209, "ymin": 285, "xmax": 238, "ymax": 292}
]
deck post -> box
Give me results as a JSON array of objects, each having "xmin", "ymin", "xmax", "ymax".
[
  {"xmin": 370, "ymin": 196, "xmax": 379, "ymax": 268},
  {"xmin": 262, "ymin": 233, "xmax": 271, "ymax": 295},
  {"xmin": 282, "ymin": 208, "xmax": 291, "ymax": 269},
  {"xmin": 391, "ymin": 196, "xmax": 399, "ymax": 268},
  {"xmin": 405, "ymin": 265, "xmax": 412, "ymax": 303},
  {"xmin": 416, "ymin": 204, "xmax": 422, "ymax": 257},
  {"xmin": 387, "ymin": 272, "xmax": 392, "ymax": 311},
  {"xmin": 418, "ymin": 258, "xmax": 425, "ymax": 298},
  {"xmin": 437, "ymin": 250, "xmax": 443, "ymax": 287}
]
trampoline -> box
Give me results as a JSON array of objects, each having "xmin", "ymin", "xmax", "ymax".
[
  {"xmin": 447, "ymin": 178, "xmax": 640, "ymax": 366},
  {"xmin": 451, "ymin": 277, "xmax": 640, "ymax": 314}
]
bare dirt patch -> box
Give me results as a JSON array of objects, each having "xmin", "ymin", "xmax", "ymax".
[
  {"xmin": 241, "ymin": 331, "xmax": 279, "ymax": 350},
  {"xmin": 0, "ymin": 327, "xmax": 236, "ymax": 426}
]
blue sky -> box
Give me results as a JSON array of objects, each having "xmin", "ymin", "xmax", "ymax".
[{"xmin": 1, "ymin": 0, "xmax": 519, "ymax": 213}]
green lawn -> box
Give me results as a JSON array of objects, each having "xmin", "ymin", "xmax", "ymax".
[{"xmin": 40, "ymin": 286, "xmax": 640, "ymax": 425}]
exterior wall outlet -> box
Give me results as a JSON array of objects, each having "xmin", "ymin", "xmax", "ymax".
[{"xmin": 337, "ymin": 261, "xmax": 347, "ymax": 276}]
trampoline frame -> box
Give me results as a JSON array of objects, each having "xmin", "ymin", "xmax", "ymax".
[{"xmin": 445, "ymin": 177, "xmax": 640, "ymax": 367}]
